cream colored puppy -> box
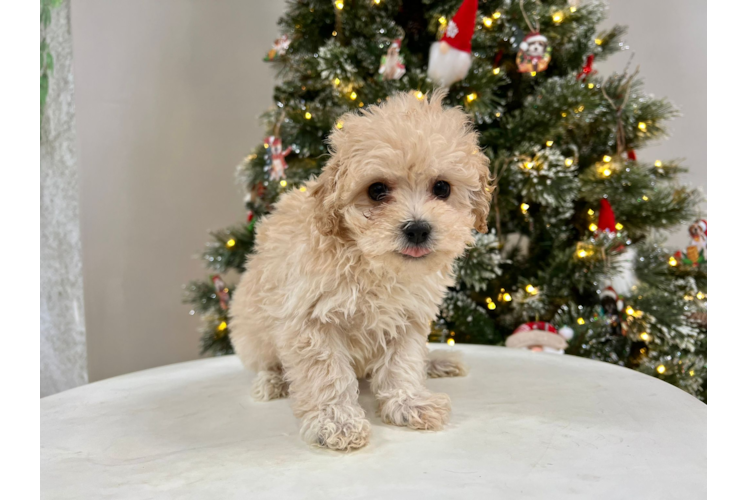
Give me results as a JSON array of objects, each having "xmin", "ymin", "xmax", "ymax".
[{"xmin": 229, "ymin": 91, "xmax": 492, "ymax": 450}]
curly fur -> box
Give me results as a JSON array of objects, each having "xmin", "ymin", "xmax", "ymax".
[{"xmin": 229, "ymin": 91, "xmax": 492, "ymax": 450}]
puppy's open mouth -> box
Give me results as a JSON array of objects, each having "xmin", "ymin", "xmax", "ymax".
[{"xmin": 399, "ymin": 247, "xmax": 432, "ymax": 258}]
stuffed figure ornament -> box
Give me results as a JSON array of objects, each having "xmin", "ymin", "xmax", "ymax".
[
  {"xmin": 506, "ymin": 321, "xmax": 568, "ymax": 354},
  {"xmin": 265, "ymin": 136, "xmax": 292, "ymax": 181},
  {"xmin": 427, "ymin": 0, "xmax": 477, "ymax": 87}
]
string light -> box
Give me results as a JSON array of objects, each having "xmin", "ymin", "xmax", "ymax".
[
  {"xmin": 577, "ymin": 249, "xmax": 588, "ymax": 258},
  {"xmin": 520, "ymin": 203, "xmax": 530, "ymax": 214},
  {"xmin": 304, "ymin": 112, "xmax": 312, "ymax": 119},
  {"xmin": 502, "ymin": 292, "xmax": 512, "ymax": 302},
  {"xmin": 595, "ymin": 38, "xmax": 603, "ymax": 45},
  {"xmin": 415, "ymin": 91, "xmax": 424, "ymax": 100},
  {"xmin": 587, "ymin": 208, "xmax": 595, "ymax": 216},
  {"xmin": 439, "ymin": 16, "xmax": 447, "ymax": 25},
  {"xmin": 525, "ymin": 284, "xmax": 538, "ymax": 295},
  {"xmin": 561, "ymin": 112, "xmax": 567, "ymax": 117},
  {"xmin": 332, "ymin": 30, "xmax": 337, "ymax": 37},
  {"xmin": 696, "ymin": 291, "xmax": 705, "ymax": 300},
  {"xmin": 530, "ymin": 71, "xmax": 537, "ymax": 77},
  {"xmin": 495, "ymin": 112, "xmax": 501, "ymax": 118},
  {"xmin": 466, "ymin": 93, "xmax": 477, "ymax": 102},
  {"xmin": 565, "ymin": 158, "xmax": 574, "ymax": 167},
  {"xmin": 217, "ymin": 321, "xmax": 228, "ymax": 331},
  {"xmin": 668, "ymin": 256, "xmax": 678, "ymax": 266},
  {"xmin": 335, "ymin": 1, "xmax": 344, "ymax": 10},
  {"xmin": 577, "ymin": 317, "xmax": 585, "ymax": 325},
  {"xmin": 603, "ymin": 155, "xmax": 612, "ymax": 163},
  {"xmin": 546, "ymin": 140, "xmax": 553, "ymax": 147},
  {"xmin": 638, "ymin": 122, "xmax": 647, "ymax": 131},
  {"xmin": 226, "ymin": 238, "xmax": 236, "ymax": 248},
  {"xmin": 602, "ymin": 168, "xmax": 611, "ymax": 177},
  {"xmin": 492, "ymin": 11, "xmax": 502, "ymax": 19},
  {"xmin": 570, "ymin": 6, "xmax": 577, "ymax": 13},
  {"xmin": 589, "ymin": 223, "xmax": 598, "ymax": 232},
  {"xmin": 684, "ymin": 294, "xmax": 694, "ymax": 301},
  {"xmin": 615, "ymin": 222, "xmax": 624, "ymax": 231},
  {"xmin": 552, "ymin": 12, "xmax": 564, "ymax": 23},
  {"xmin": 373, "ymin": 0, "xmax": 381, "ymax": 4},
  {"xmin": 640, "ymin": 332, "xmax": 650, "ymax": 341},
  {"xmin": 654, "ymin": 160, "xmax": 663, "ymax": 167},
  {"xmin": 447, "ymin": 338, "xmax": 456, "ymax": 346},
  {"xmin": 523, "ymin": 161, "xmax": 534, "ymax": 170},
  {"xmin": 336, "ymin": 121, "xmax": 344, "ymax": 129},
  {"xmin": 359, "ymin": 102, "xmax": 364, "ymax": 107},
  {"xmin": 334, "ymin": 77, "xmax": 341, "ymax": 86},
  {"xmin": 483, "ymin": 17, "xmax": 493, "ymax": 27},
  {"xmin": 280, "ymin": 179, "xmax": 288, "ymax": 187},
  {"xmin": 492, "ymin": 67, "xmax": 501, "ymax": 75},
  {"xmin": 575, "ymin": 105, "xmax": 585, "ymax": 113},
  {"xmin": 642, "ymin": 195, "xmax": 649, "ymax": 201},
  {"xmin": 263, "ymin": 142, "xmax": 269, "ymax": 149},
  {"xmin": 299, "ymin": 186, "xmax": 307, "ymax": 193},
  {"xmin": 689, "ymin": 369, "xmax": 695, "ymax": 377},
  {"xmin": 488, "ymin": 302, "xmax": 496, "ymax": 310},
  {"xmin": 656, "ymin": 365, "xmax": 666, "ymax": 374},
  {"xmin": 588, "ymin": 82, "xmax": 594, "ymax": 89},
  {"xmin": 349, "ymin": 91, "xmax": 357, "ymax": 100}
]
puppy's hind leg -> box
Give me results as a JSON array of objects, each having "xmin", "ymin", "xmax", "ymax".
[
  {"xmin": 427, "ymin": 349, "xmax": 468, "ymax": 378},
  {"xmin": 252, "ymin": 364, "xmax": 289, "ymax": 402}
]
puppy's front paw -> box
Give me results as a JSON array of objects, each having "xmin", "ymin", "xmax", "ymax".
[
  {"xmin": 379, "ymin": 391, "xmax": 451, "ymax": 431},
  {"xmin": 300, "ymin": 405, "xmax": 371, "ymax": 451}
]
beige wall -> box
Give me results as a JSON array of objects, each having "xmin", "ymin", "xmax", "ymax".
[
  {"xmin": 72, "ymin": 0, "xmax": 286, "ymax": 381},
  {"xmin": 71, "ymin": 0, "xmax": 706, "ymax": 382}
]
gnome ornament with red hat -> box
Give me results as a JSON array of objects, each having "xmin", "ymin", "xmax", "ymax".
[
  {"xmin": 596, "ymin": 198, "xmax": 637, "ymax": 293},
  {"xmin": 427, "ymin": 0, "xmax": 477, "ymax": 87},
  {"xmin": 506, "ymin": 321, "xmax": 568, "ymax": 354}
]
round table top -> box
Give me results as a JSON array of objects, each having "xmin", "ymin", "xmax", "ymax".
[{"xmin": 41, "ymin": 344, "xmax": 705, "ymax": 499}]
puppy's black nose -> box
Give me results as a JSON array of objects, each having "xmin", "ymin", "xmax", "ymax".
[{"xmin": 403, "ymin": 220, "xmax": 431, "ymax": 245}]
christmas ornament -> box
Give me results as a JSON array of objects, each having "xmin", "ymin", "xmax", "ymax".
[
  {"xmin": 506, "ymin": 321, "xmax": 568, "ymax": 354},
  {"xmin": 594, "ymin": 198, "xmax": 638, "ymax": 293},
  {"xmin": 626, "ymin": 149, "xmax": 637, "ymax": 161},
  {"xmin": 247, "ymin": 210, "xmax": 256, "ymax": 232},
  {"xmin": 264, "ymin": 34, "xmax": 290, "ymax": 62},
  {"xmin": 599, "ymin": 286, "xmax": 625, "ymax": 336},
  {"xmin": 516, "ymin": 32, "xmax": 551, "ymax": 73},
  {"xmin": 687, "ymin": 219, "xmax": 707, "ymax": 262},
  {"xmin": 516, "ymin": 0, "xmax": 551, "ymax": 74},
  {"xmin": 265, "ymin": 136, "xmax": 292, "ymax": 181},
  {"xmin": 211, "ymin": 275, "xmax": 230, "ymax": 310},
  {"xmin": 427, "ymin": 0, "xmax": 477, "ymax": 87},
  {"xmin": 378, "ymin": 39, "xmax": 406, "ymax": 81},
  {"xmin": 559, "ymin": 325, "xmax": 575, "ymax": 341},
  {"xmin": 576, "ymin": 54, "xmax": 596, "ymax": 80}
]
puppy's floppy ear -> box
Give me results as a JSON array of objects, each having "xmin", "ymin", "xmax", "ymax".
[
  {"xmin": 311, "ymin": 157, "xmax": 343, "ymax": 237},
  {"xmin": 470, "ymin": 152, "xmax": 494, "ymax": 234}
]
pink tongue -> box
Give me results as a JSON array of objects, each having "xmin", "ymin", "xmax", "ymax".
[{"xmin": 401, "ymin": 247, "xmax": 431, "ymax": 258}]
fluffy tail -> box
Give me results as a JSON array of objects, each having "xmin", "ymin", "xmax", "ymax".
[{"xmin": 427, "ymin": 349, "xmax": 468, "ymax": 378}]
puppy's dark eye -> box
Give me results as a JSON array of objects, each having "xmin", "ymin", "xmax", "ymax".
[
  {"xmin": 433, "ymin": 180, "xmax": 451, "ymax": 200},
  {"xmin": 368, "ymin": 182, "xmax": 389, "ymax": 202}
]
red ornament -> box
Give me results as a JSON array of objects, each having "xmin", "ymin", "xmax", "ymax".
[
  {"xmin": 597, "ymin": 199, "xmax": 617, "ymax": 233},
  {"xmin": 626, "ymin": 150, "xmax": 637, "ymax": 161},
  {"xmin": 576, "ymin": 54, "xmax": 596, "ymax": 81},
  {"xmin": 247, "ymin": 210, "xmax": 255, "ymax": 223}
]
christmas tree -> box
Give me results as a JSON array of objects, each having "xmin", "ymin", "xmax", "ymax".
[{"xmin": 185, "ymin": 0, "xmax": 706, "ymax": 401}]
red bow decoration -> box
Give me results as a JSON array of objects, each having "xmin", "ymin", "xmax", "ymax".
[{"xmin": 577, "ymin": 54, "xmax": 596, "ymax": 81}]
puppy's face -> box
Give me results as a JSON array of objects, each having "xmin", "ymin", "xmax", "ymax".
[{"xmin": 312, "ymin": 92, "xmax": 492, "ymax": 275}]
